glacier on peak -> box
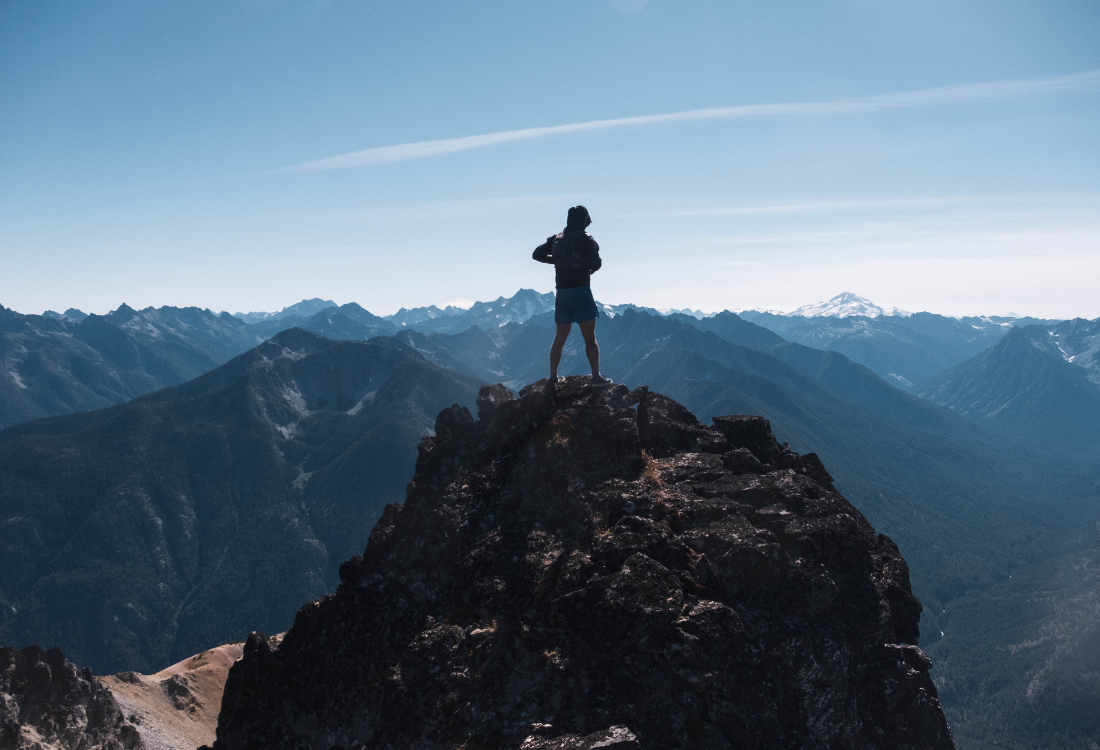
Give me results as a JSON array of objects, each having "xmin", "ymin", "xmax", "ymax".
[{"xmin": 787, "ymin": 292, "xmax": 912, "ymax": 319}]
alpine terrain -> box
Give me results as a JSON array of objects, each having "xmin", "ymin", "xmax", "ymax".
[
  {"xmin": 0, "ymin": 304, "xmax": 264, "ymax": 429},
  {"xmin": 0, "ymin": 329, "xmax": 480, "ymax": 673},
  {"xmin": 211, "ymin": 379, "xmax": 952, "ymax": 749}
]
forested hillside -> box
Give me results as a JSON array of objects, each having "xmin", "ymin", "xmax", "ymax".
[{"xmin": 0, "ymin": 330, "xmax": 480, "ymax": 672}]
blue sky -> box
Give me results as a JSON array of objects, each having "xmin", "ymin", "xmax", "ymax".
[{"xmin": 2, "ymin": 0, "xmax": 1098, "ymax": 318}]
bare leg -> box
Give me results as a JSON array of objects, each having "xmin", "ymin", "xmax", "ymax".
[
  {"xmin": 578, "ymin": 319, "xmax": 602, "ymax": 379},
  {"xmin": 550, "ymin": 323, "xmax": 571, "ymax": 380}
]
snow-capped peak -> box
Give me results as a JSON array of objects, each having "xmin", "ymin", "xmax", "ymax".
[
  {"xmin": 656, "ymin": 307, "xmax": 707, "ymax": 319},
  {"xmin": 787, "ymin": 293, "xmax": 911, "ymax": 319}
]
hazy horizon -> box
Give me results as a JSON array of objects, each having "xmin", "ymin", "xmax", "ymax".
[
  {"xmin": 6, "ymin": 287, "xmax": 1074, "ymax": 322},
  {"xmin": 3, "ymin": 1, "xmax": 1098, "ymax": 318}
]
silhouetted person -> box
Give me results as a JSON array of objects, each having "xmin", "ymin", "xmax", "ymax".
[{"xmin": 532, "ymin": 205, "xmax": 610, "ymax": 385}]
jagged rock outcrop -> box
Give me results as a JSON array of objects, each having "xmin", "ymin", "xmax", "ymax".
[
  {"xmin": 0, "ymin": 645, "xmax": 142, "ymax": 749},
  {"xmin": 212, "ymin": 377, "xmax": 953, "ymax": 749}
]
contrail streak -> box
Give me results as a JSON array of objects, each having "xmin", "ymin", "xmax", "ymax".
[{"xmin": 283, "ymin": 70, "xmax": 1100, "ymax": 173}]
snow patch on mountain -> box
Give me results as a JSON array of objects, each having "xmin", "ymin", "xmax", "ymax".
[
  {"xmin": 656, "ymin": 307, "xmax": 711, "ymax": 319},
  {"xmin": 787, "ymin": 292, "xmax": 912, "ymax": 318},
  {"xmin": 233, "ymin": 298, "xmax": 337, "ymax": 324}
]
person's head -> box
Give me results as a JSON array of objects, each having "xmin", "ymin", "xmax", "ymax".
[{"xmin": 566, "ymin": 205, "xmax": 592, "ymax": 231}]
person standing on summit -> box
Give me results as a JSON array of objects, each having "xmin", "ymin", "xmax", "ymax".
[{"xmin": 532, "ymin": 205, "xmax": 611, "ymax": 385}]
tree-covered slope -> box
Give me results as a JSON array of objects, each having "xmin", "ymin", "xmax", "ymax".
[
  {"xmin": 0, "ymin": 329, "xmax": 480, "ymax": 674},
  {"xmin": 919, "ymin": 325, "xmax": 1100, "ymax": 450}
]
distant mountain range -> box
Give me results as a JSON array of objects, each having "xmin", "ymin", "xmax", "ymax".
[
  {"xmin": 740, "ymin": 311, "xmax": 1010, "ymax": 389},
  {"xmin": 739, "ymin": 310, "xmax": 1068, "ymax": 392},
  {"xmin": 239, "ymin": 289, "xmax": 559, "ymax": 337},
  {"xmin": 1, "ymin": 303, "xmax": 263, "ymax": 429},
  {"xmin": 248, "ymin": 302, "xmax": 397, "ymax": 341},
  {"xmin": 5, "ymin": 290, "xmax": 1095, "ymax": 430},
  {"xmin": 0, "ymin": 291, "xmax": 724, "ymax": 431},
  {"xmin": 0, "ymin": 329, "xmax": 480, "ymax": 673},
  {"xmin": 919, "ymin": 325, "xmax": 1100, "ymax": 451},
  {"xmin": 3, "ymin": 291, "xmax": 1100, "ymax": 748},
  {"xmin": 389, "ymin": 288, "xmax": 558, "ymax": 333},
  {"xmin": 42, "ymin": 308, "xmax": 89, "ymax": 321},
  {"xmin": 231, "ymin": 298, "xmax": 336, "ymax": 325}
]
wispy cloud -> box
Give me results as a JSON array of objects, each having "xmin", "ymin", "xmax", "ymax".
[
  {"xmin": 283, "ymin": 70, "xmax": 1100, "ymax": 173},
  {"xmin": 604, "ymin": 194, "xmax": 1100, "ymax": 219}
]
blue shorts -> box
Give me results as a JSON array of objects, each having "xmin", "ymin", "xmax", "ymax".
[{"xmin": 555, "ymin": 286, "xmax": 599, "ymax": 325}]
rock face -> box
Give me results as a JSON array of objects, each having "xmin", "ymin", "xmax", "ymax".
[
  {"xmin": 0, "ymin": 645, "xmax": 142, "ymax": 749},
  {"xmin": 213, "ymin": 378, "xmax": 953, "ymax": 749}
]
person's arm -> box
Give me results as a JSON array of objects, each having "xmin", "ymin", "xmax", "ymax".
[
  {"xmin": 583, "ymin": 234, "xmax": 602, "ymax": 273},
  {"xmin": 533, "ymin": 236, "xmax": 556, "ymax": 264}
]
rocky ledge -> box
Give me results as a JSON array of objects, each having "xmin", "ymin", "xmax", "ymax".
[{"xmin": 212, "ymin": 378, "xmax": 953, "ymax": 749}]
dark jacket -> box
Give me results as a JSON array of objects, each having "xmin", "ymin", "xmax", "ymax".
[{"xmin": 533, "ymin": 231, "xmax": 602, "ymax": 289}]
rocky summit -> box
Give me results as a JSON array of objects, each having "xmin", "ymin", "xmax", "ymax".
[{"xmin": 211, "ymin": 377, "xmax": 953, "ymax": 749}]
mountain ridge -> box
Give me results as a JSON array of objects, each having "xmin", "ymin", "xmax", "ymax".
[
  {"xmin": 0, "ymin": 328, "xmax": 481, "ymax": 673},
  {"xmin": 0, "ymin": 303, "xmax": 264, "ymax": 430},
  {"xmin": 918, "ymin": 325, "xmax": 1100, "ymax": 450},
  {"xmin": 232, "ymin": 298, "xmax": 336, "ymax": 324}
]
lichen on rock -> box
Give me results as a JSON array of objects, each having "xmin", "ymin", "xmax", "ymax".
[{"xmin": 212, "ymin": 377, "xmax": 953, "ymax": 749}]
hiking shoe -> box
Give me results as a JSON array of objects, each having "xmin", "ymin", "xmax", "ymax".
[{"xmin": 590, "ymin": 375, "xmax": 613, "ymax": 385}]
